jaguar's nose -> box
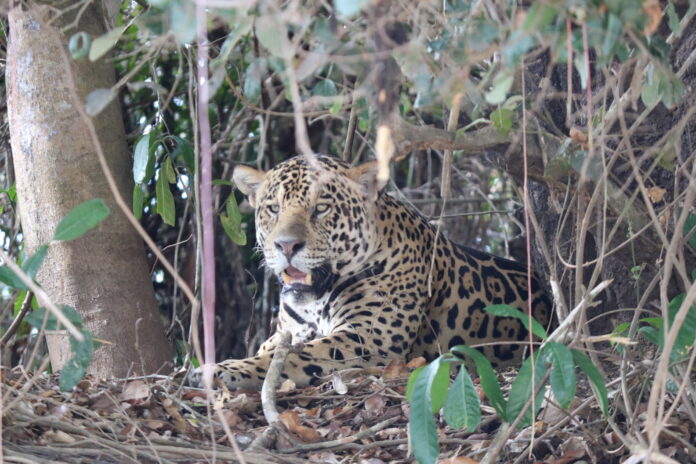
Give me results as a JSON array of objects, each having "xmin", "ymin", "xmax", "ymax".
[{"xmin": 274, "ymin": 239, "xmax": 305, "ymax": 258}]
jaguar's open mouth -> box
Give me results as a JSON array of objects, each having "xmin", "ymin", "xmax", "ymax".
[{"xmin": 280, "ymin": 266, "xmax": 313, "ymax": 287}]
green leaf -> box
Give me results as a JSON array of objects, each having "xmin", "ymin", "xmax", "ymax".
[
  {"xmin": 25, "ymin": 305, "xmax": 83, "ymax": 331},
  {"xmin": 89, "ymin": 26, "xmax": 126, "ymax": 62},
  {"xmin": 600, "ymin": 14, "xmax": 622, "ymax": 60},
  {"xmin": 171, "ymin": 137, "xmax": 195, "ymax": 174},
  {"xmin": 684, "ymin": 213, "xmax": 696, "ymax": 249},
  {"xmin": 226, "ymin": 193, "xmax": 243, "ymax": 224},
  {"xmin": 312, "ymin": 79, "xmax": 337, "ymax": 97},
  {"xmin": 571, "ymin": 349, "xmax": 608, "ymax": 416},
  {"xmin": 60, "ymin": 329, "xmax": 94, "ymax": 391},
  {"xmin": 443, "ymin": 367, "xmax": 481, "ymax": 431},
  {"xmin": 133, "ymin": 133, "xmax": 152, "ymax": 185},
  {"xmin": 406, "ymin": 365, "xmax": 424, "ymax": 400},
  {"xmin": 666, "ymin": 2, "xmax": 681, "ymax": 36},
  {"xmin": 522, "ymin": 3, "xmax": 557, "ymax": 31},
  {"xmin": 506, "ymin": 355, "xmax": 546, "ymax": 428},
  {"xmin": 54, "ymin": 199, "xmax": 110, "ymax": 242},
  {"xmin": 163, "ymin": 156, "xmax": 177, "ymax": 184},
  {"xmin": 0, "ymin": 266, "xmax": 27, "ymax": 290},
  {"xmin": 485, "ymin": 304, "xmax": 548, "ymax": 340},
  {"xmin": 85, "ymin": 88, "xmax": 115, "ymax": 117},
  {"xmin": 641, "ymin": 64, "xmax": 661, "ymax": 107},
  {"xmin": 574, "ymin": 54, "xmax": 589, "ymax": 90},
  {"xmin": 220, "ymin": 194, "xmax": 246, "ymax": 244},
  {"xmin": 133, "ymin": 184, "xmax": 145, "ymax": 220},
  {"xmin": 23, "ymin": 245, "xmax": 48, "ymax": 281},
  {"xmin": 68, "ymin": 32, "xmax": 90, "ymax": 60},
  {"xmin": 335, "ymin": 0, "xmax": 370, "ymax": 17},
  {"xmin": 221, "ymin": 214, "xmax": 247, "ymax": 246},
  {"xmin": 408, "ymin": 358, "xmax": 444, "ymax": 464},
  {"xmin": 484, "ymin": 71, "xmax": 514, "ymax": 105},
  {"xmin": 430, "ymin": 361, "xmax": 451, "ymax": 413},
  {"xmin": 450, "ymin": 345, "xmax": 506, "ymax": 419},
  {"xmin": 664, "ymin": 293, "xmax": 696, "ymax": 360},
  {"xmin": 13, "ymin": 290, "xmax": 28, "ymax": 316},
  {"xmin": 542, "ymin": 342, "xmax": 576, "ymax": 409},
  {"xmin": 490, "ymin": 108, "xmax": 513, "ymax": 136},
  {"xmin": 502, "ymin": 31, "xmax": 535, "ymax": 64},
  {"xmin": 169, "ymin": 0, "xmax": 196, "ymax": 44},
  {"xmin": 256, "ymin": 16, "xmax": 292, "ymax": 59},
  {"xmin": 156, "ymin": 173, "xmax": 176, "ymax": 226}
]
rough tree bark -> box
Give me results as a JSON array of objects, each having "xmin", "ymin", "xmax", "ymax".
[{"xmin": 6, "ymin": 2, "xmax": 172, "ymax": 377}]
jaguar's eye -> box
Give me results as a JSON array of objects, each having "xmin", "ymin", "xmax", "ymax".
[
  {"xmin": 314, "ymin": 203, "xmax": 330, "ymax": 215},
  {"xmin": 267, "ymin": 204, "xmax": 280, "ymax": 214}
]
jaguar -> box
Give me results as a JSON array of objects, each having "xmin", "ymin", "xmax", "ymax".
[{"xmin": 200, "ymin": 154, "xmax": 553, "ymax": 389}]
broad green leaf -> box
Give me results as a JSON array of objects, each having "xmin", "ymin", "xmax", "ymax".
[
  {"xmin": 169, "ymin": 0, "xmax": 196, "ymax": 44},
  {"xmin": 54, "ymin": 199, "xmax": 110, "ymax": 241},
  {"xmin": 226, "ymin": 193, "xmax": 243, "ymax": 225},
  {"xmin": 430, "ymin": 361, "xmax": 451, "ymax": 413},
  {"xmin": 601, "ymin": 14, "xmax": 622, "ymax": 59},
  {"xmin": 451, "ymin": 345, "xmax": 506, "ymax": 419},
  {"xmin": 502, "ymin": 31, "xmax": 535, "ymax": 64},
  {"xmin": 312, "ymin": 79, "xmax": 337, "ymax": 97},
  {"xmin": 171, "ymin": 137, "xmax": 195, "ymax": 174},
  {"xmin": 133, "ymin": 184, "xmax": 145, "ymax": 220},
  {"xmin": 60, "ymin": 357, "xmax": 89, "ymax": 392},
  {"xmin": 666, "ymin": 2, "xmax": 681, "ymax": 36},
  {"xmin": 133, "ymin": 133, "xmax": 152, "ymax": 185},
  {"xmin": 665, "ymin": 293, "xmax": 696, "ymax": 360},
  {"xmin": 484, "ymin": 71, "xmax": 514, "ymax": 105},
  {"xmin": 408, "ymin": 358, "xmax": 444, "ymax": 464},
  {"xmin": 221, "ymin": 214, "xmax": 247, "ymax": 246},
  {"xmin": 60, "ymin": 329, "xmax": 94, "ymax": 391},
  {"xmin": 522, "ymin": 3, "xmax": 557, "ymax": 31},
  {"xmin": 163, "ymin": 156, "xmax": 177, "ymax": 184},
  {"xmin": 490, "ymin": 108, "xmax": 513, "ymax": 136},
  {"xmin": 85, "ymin": 88, "xmax": 115, "ymax": 116},
  {"xmin": 335, "ymin": 0, "xmax": 370, "ymax": 17},
  {"xmin": 68, "ymin": 32, "xmax": 90, "ymax": 59},
  {"xmin": 0, "ymin": 266, "xmax": 27, "ymax": 290},
  {"xmin": 256, "ymin": 16, "xmax": 292, "ymax": 59},
  {"xmin": 89, "ymin": 26, "xmax": 126, "ymax": 62},
  {"xmin": 23, "ymin": 245, "xmax": 48, "ymax": 281},
  {"xmin": 660, "ymin": 76, "xmax": 685, "ymax": 109},
  {"xmin": 13, "ymin": 290, "xmax": 28, "ymax": 316},
  {"xmin": 156, "ymin": 173, "xmax": 175, "ymax": 226},
  {"xmin": 684, "ymin": 213, "xmax": 696, "ymax": 249},
  {"xmin": 25, "ymin": 305, "xmax": 83, "ymax": 331},
  {"xmin": 571, "ymin": 350, "xmax": 608, "ymax": 416},
  {"xmin": 573, "ymin": 54, "xmax": 589, "ymax": 90},
  {"xmin": 543, "ymin": 342, "xmax": 576, "ymax": 408},
  {"xmin": 485, "ymin": 304, "xmax": 548, "ymax": 340},
  {"xmin": 406, "ymin": 365, "xmax": 424, "ymax": 400},
  {"xmin": 506, "ymin": 355, "xmax": 546, "ymax": 428},
  {"xmin": 641, "ymin": 64, "xmax": 660, "ymax": 107},
  {"xmin": 443, "ymin": 367, "xmax": 481, "ymax": 431}
]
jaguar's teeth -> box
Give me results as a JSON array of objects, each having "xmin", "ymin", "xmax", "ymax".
[
  {"xmin": 282, "ymin": 272, "xmax": 293, "ymax": 284},
  {"xmin": 304, "ymin": 273, "xmax": 312, "ymax": 285}
]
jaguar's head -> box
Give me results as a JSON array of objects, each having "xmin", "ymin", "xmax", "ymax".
[{"xmin": 232, "ymin": 155, "xmax": 385, "ymax": 296}]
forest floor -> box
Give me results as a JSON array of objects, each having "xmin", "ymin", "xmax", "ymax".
[{"xmin": 2, "ymin": 360, "xmax": 694, "ymax": 464}]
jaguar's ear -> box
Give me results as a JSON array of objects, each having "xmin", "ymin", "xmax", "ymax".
[
  {"xmin": 232, "ymin": 165, "xmax": 267, "ymax": 208},
  {"xmin": 347, "ymin": 160, "xmax": 388, "ymax": 200}
]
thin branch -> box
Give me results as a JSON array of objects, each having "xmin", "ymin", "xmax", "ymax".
[{"xmin": 0, "ymin": 292, "xmax": 33, "ymax": 348}]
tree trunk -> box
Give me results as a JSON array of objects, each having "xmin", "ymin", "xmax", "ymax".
[{"xmin": 6, "ymin": 2, "xmax": 172, "ymax": 378}]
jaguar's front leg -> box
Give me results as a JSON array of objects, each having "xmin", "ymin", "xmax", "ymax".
[{"xmin": 208, "ymin": 327, "xmax": 392, "ymax": 390}]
